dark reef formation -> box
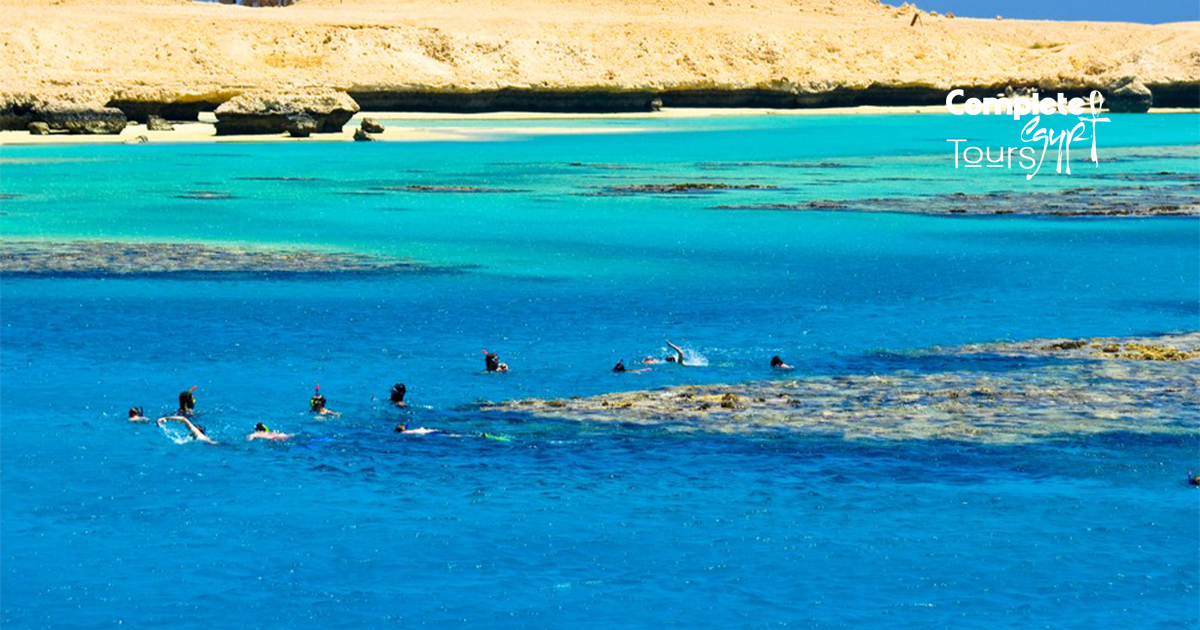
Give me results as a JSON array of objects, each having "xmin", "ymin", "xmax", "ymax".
[
  {"xmin": 0, "ymin": 240, "xmax": 452, "ymax": 276},
  {"xmin": 482, "ymin": 333, "xmax": 1200, "ymax": 442}
]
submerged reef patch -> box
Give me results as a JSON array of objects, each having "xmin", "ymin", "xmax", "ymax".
[
  {"xmin": 368, "ymin": 185, "xmax": 528, "ymax": 193},
  {"xmin": 586, "ymin": 182, "xmax": 781, "ymax": 196},
  {"xmin": 714, "ymin": 185, "xmax": 1200, "ymax": 217},
  {"xmin": 0, "ymin": 240, "xmax": 457, "ymax": 277},
  {"xmin": 482, "ymin": 333, "xmax": 1200, "ymax": 443},
  {"xmin": 174, "ymin": 190, "xmax": 237, "ymax": 200}
]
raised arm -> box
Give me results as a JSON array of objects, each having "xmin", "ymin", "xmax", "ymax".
[{"xmin": 665, "ymin": 340, "xmax": 685, "ymax": 365}]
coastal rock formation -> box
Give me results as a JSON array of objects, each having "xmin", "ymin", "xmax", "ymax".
[
  {"xmin": 146, "ymin": 115, "xmax": 173, "ymax": 131},
  {"xmin": 105, "ymin": 86, "xmax": 236, "ymax": 123},
  {"xmin": 1107, "ymin": 77, "xmax": 1153, "ymax": 113},
  {"xmin": 1, "ymin": 93, "xmax": 45, "ymax": 131},
  {"xmin": 214, "ymin": 91, "xmax": 359, "ymax": 135},
  {"xmin": 35, "ymin": 103, "xmax": 128, "ymax": 134},
  {"xmin": 27, "ymin": 122, "xmax": 50, "ymax": 135},
  {"xmin": 3, "ymin": 0, "xmax": 1198, "ymax": 113},
  {"xmin": 360, "ymin": 118, "xmax": 385, "ymax": 133},
  {"xmin": 285, "ymin": 113, "xmax": 317, "ymax": 137},
  {"xmin": 353, "ymin": 127, "xmax": 374, "ymax": 142}
]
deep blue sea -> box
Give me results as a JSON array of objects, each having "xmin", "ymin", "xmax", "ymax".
[{"xmin": 1, "ymin": 113, "xmax": 1198, "ymax": 629}]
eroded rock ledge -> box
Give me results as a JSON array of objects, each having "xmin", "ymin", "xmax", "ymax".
[{"xmin": 481, "ymin": 333, "xmax": 1200, "ymax": 442}]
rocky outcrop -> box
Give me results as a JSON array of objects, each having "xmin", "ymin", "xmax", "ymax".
[
  {"xmin": 1, "ymin": 93, "xmax": 46, "ymax": 131},
  {"xmin": 214, "ymin": 91, "xmax": 359, "ymax": 135},
  {"xmin": 360, "ymin": 117, "xmax": 385, "ymax": 133},
  {"xmin": 35, "ymin": 103, "xmax": 128, "ymax": 134},
  {"xmin": 146, "ymin": 115, "xmax": 173, "ymax": 131},
  {"xmin": 353, "ymin": 127, "xmax": 375, "ymax": 142},
  {"xmin": 27, "ymin": 122, "xmax": 49, "ymax": 135},
  {"xmin": 106, "ymin": 98, "xmax": 219, "ymax": 123},
  {"xmin": 285, "ymin": 113, "xmax": 316, "ymax": 137},
  {"xmin": 1107, "ymin": 77, "xmax": 1153, "ymax": 113}
]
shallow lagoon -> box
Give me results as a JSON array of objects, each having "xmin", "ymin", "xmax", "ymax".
[{"xmin": 1, "ymin": 113, "xmax": 1197, "ymax": 628}]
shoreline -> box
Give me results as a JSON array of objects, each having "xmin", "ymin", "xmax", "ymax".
[{"xmin": 2, "ymin": 106, "xmax": 1197, "ymax": 147}]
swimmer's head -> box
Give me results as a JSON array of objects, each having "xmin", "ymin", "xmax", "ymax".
[
  {"xmin": 613, "ymin": 360, "xmax": 626, "ymax": 372},
  {"xmin": 666, "ymin": 355, "xmax": 678, "ymax": 363},
  {"xmin": 309, "ymin": 395, "xmax": 326, "ymax": 411},
  {"xmin": 497, "ymin": 362, "xmax": 509, "ymax": 372},
  {"xmin": 394, "ymin": 423, "xmax": 408, "ymax": 433},
  {"xmin": 771, "ymin": 355, "xmax": 784, "ymax": 367},
  {"xmin": 254, "ymin": 422, "xmax": 269, "ymax": 433},
  {"xmin": 179, "ymin": 390, "xmax": 195, "ymax": 408},
  {"xmin": 128, "ymin": 407, "xmax": 143, "ymax": 418},
  {"xmin": 390, "ymin": 383, "xmax": 407, "ymax": 403}
]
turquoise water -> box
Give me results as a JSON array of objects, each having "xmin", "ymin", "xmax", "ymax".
[{"xmin": 2, "ymin": 113, "xmax": 1198, "ymax": 628}]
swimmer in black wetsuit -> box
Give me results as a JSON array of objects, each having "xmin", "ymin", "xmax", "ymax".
[
  {"xmin": 389, "ymin": 383, "xmax": 407, "ymax": 408},
  {"xmin": 177, "ymin": 387, "xmax": 197, "ymax": 416},
  {"xmin": 483, "ymin": 349, "xmax": 508, "ymax": 372}
]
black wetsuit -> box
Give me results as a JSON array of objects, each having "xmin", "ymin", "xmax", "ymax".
[
  {"xmin": 390, "ymin": 383, "xmax": 407, "ymax": 405},
  {"xmin": 178, "ymin": 391, "xmax": 195, "ymax": 416}
]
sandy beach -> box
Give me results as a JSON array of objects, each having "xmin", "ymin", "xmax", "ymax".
[{"xmin": 4, "ymin": 105, "xmax": 1196, "ymax": 146}]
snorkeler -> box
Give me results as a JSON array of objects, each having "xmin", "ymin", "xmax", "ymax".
[
  {"xmin": 157, "ymin": 415, "xmax": 214, "ymax": 443},
  {"xmin": 389, "ymin": 383, "xmax": 407, "ymax": 408},
  {"xmin": 770, "ymin": 355, "xmax": 794, "ymax": 370},
  {"xmin": 177, "ymin": 386, "xmax": 197, "ymax": 416},
  {"xmin": 483, "ymin": 349, "xmax": 509, "ymax": 372},
  {"xmin": 248, "ymin": 422, "xmax": 292, "ymax": 441},
  {"xmin": 644, "ymin": 340, "xmax": 688, "ymax": 365},
  {"xmin": 128, "ymin": 407, "xmax": 148, "ymax": 422},
  {"xmin": 613, "ymin": 360, "xmax": 627, "ymax": 373},
  {"xmin": 309, "ymin": 385, "xmax": 339, "ymax": 416}
]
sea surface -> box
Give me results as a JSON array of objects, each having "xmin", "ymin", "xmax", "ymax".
[{"xmin": 1, "ymin": 113, "xmax": 1198, "ymax": 628}]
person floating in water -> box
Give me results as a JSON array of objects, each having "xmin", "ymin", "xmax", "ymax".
[
  {"xmin": 177, "ymin": 386, "xmax": 197, "ymax": 416},
  {"xmin": 483, "ymin": 349, "xmax": 509, "ymax": 372},
  {"xmin": 157, "ymin": 414, "xmax": 214, "ymax": 443},
  {"xmin": 613, "ymin": 359, "xmax": 651, "ymax": 374},
  {"xmin": 248, "ymin": 422, "xmax": 292, "ymax": 441},
  {"xmin": 395, "ymin": 422, "xmax": 439, "ymax": 435},
  {"xmin": 644, "ymin": 340, "xmax": 688, "ymax": 366},
  {"xmin": 389, "ymin": 383, "xmax": 407, "ymax": 408},
  {"xmin": 309, "ymin": 384, "xmax": 339, "ymax": 416},
  {"xmin": 128, "ymin": 407, "xmax": 148, "ymax": 422},
  {"xmin": 770, "ymin": 355, "xmax": 794, "ymax": 370}
]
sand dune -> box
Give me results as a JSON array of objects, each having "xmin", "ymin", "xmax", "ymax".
[{"xmin": 1, "ymin": 0, "xmax": 1197, "ymax": 108}]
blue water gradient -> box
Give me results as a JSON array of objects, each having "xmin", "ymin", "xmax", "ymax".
[{"xmin": 1, "ymin": 113, "xmax": 1197, "ymax": 628}]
